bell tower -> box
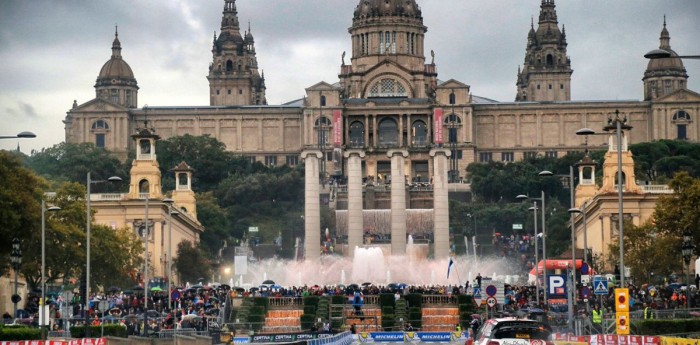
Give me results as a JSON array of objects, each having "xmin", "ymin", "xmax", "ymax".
[
  {"xmin": 170, "ymin": 162, "xmax": 198, "ymax": 221},
  {"xmin": 128, "ymin": 114, "xmax": 163, "ymax": 200},
  {"xmin": 207, "ymin": 0, "xmax": 266, "ymax": 106},
  {"xmin": 516, "ymin": 0, "xmax": 572, "ymax": 102}
]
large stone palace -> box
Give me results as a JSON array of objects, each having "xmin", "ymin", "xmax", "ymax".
[{"xmin": 63, "ymin": 0, "xmax": 699, "ymax": 260}]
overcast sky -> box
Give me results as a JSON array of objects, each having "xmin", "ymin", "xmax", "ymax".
[{"xmin": 1, "ymin": 0, "xmax": 699, "ymax": 153}]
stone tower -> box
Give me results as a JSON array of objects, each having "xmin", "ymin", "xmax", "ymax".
[
  {"xmin": 95, "ymin": 27, "xmax": 139, "ymax": 108},
  {"xmin": 171, "ymin": 162, "xmax": 198, "ymax": 220},
  {"xmin": 208, "ymin": 0, "xmax": 266, "ymax": 106},
  {"xmin": 128, "ymin": 118, "xmax": 163, "ymax": 200},
  {"xmin": 339, "ymin": 0, "xmax": 437, "ymax": 100},
  {"xmin": 643, "ymin": 18, "xmax": 688, "ymax": 101},
  {"xmin": 516, "ymin": 0, "xmax": 572, "ymax": 102}
]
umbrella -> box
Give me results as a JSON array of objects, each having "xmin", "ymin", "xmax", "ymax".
[
  {"xmin": 249, "ymin": 287, "xmax": 259, "ymax": 292},
  {"xmin": 151, "ymin": 286, "xmax": 163, "ymax": 292},
  {"xmin": 209, "ymin": 296, "xmax": 219, "ymax": 302},
  {"xmin": 190, "ymin": 285, "xmax": 203, "ymax": 289},
  {"xmin": 181, "ymin": 314, "xmax": 200, "ymax": 320},
  {"xmin": 123, "ymin": 290, "xmax": 133, "ymax": 295},
  {"xmin": 262, "ymin": 280, "xmax": 275, "ymax": 285},
  {"xmin": 146, "ymin": 310, "xmax": 160, "ymax": 318},
  {"xmin": 108, "ymin": 286, "xmax": 121, "ymax": 293},
  {"xmin": 233, "ymin": 287, "xmax": 245, "ymax": 293},
  {"xmin": 347, "ymin": 284, "xmax": 360, "ymax": 292},
  {"xmin": 361, "ymin": 282, "xmax": 373, "ymax": 286},
  {"xmin": 218, "ymin": 284, "xmax": 231, "ymax": 291},
  {"xmin": 132, "ymin": 286, "xmax": 144, "ymax": 291}
]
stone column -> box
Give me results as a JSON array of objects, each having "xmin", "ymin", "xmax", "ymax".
[
  {"xmin": 302, "ymin": 150, "xmax": 323, "ymax": 260},
  {"xmin": 344, "ymin": 150, "xmax": 366, "ymax": 257},
  {"xmin": 387, "ymin": 149, "xmax": 409, "ymax": 255},
  {"xmin": 430, "ymin": 148, "xmax": 451, "ymax": 259}
]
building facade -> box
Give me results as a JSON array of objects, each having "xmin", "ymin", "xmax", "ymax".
[{"xmin": 63, "ymin": 0, "xmax": 699, "ymax": 259}]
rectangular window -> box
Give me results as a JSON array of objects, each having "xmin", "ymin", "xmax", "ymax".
[
  {"xmin": 664, "ymin": 80, "xmax": 672, "ymax": 95},
  {"xmin": 451, "ymin": 150, "xmax": 463, "ymax": 159},
  {"xmin": 246, "ymin": 156, "xmax": 257, "ymax": 164},
  {"xmin": 126, "ymin": 90, "xmax": 132, "ymax": 106},
  {"xmin": 545, "ymin": 151, "xmax": 558, "ymax": 159},
  {"xmin": 326, "ymin": 151, "xmax": 333, "ymax": 162},
  {"xmin": 111, "ymin": 90, "xmax": 119, "ymax": 103},
  {"xmin": 479, "ymin": 152, "xmax": 492, "ymax": 162},
  {"xmin": 678, "ymin": 125, "xmax": 687, "ymax": 140},
  {"xmin": 523, "ymin": 151, "xmax": 538, "ymax": 159},
  {"xmin": 95, "ymin": 134, "xmax": 105, "ymax": 148},
  {"xmin": 286, "ymin": 155, "xmax": 299, "ymax": 166},
  {"xmin": 228, "ymin": 89, "xmax": 232, "ymax": 95},
  {"xmin": 501, "ymin": 152, "xmax": 514, "ymax": 162},
  {"xmin": 264, "ymin": 155, "xmax": 277, "ymax": 166}
]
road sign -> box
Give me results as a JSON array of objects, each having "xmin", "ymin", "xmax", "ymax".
[
  {"xmin": 548, "ymin": 275, "xmax": 567, "ymax": 297},
  {"xmin": 512, "ymin": 224, "xmax": 523, "ymax": 230},
  {"xmin": 594, "ymin": 278, "xmax": 608, "ymax": 295},
  {"xmin": 616, "ymin": 312, "xmax": 630, "ymax": 335},
  {"xmin": 248, "ymin": 226, "xmax": 259, "ymax": 232},
  {"xmin": 615, "ymin": 288, "xmax": 629, "ymax": 312},
  {"xmin": 581, "ymin": 286, "xmax": 591, "ymax": 299},
  {"xmin": 485, "ymin": 285, "xmax": 497, "ymax": 297},
  {"xmin": 486, "ymin": 297, "xmax": 497, "ymax": 308},
  {"xmin": 581, "ymin": 262, "xmax": 590, "ymax": 275},
  {"xmin": 171, "ymin": 290, "xmax": 181, "ymax": 300},
  {"xmin": 98, "ymin": 300, "xmax": 109, "ymax": 312}
]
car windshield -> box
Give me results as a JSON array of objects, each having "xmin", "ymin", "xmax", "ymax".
[{"xmin": 492, "ymin": 321, "xmax": 551, "ymax": 340}]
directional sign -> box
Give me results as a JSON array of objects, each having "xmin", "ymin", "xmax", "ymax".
[
  {"xmin": 486, "ymin": 297, "xmax": 497, "ymax": 308},
  {"xmin": 594, "ymin": 278, "xmax": 608, "ymax": 295}
]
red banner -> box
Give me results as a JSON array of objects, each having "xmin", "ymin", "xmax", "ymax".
[
  {"xmin": 333, "ymin": 109, "xmax": 343, "ymax": 147},
  {"xmin": 433, "ymin": 108, "xmax": 443, "ymax": 145},
  {"xmin": 1, "ymin": 339, "xmax": 106, "ymax": 345}
]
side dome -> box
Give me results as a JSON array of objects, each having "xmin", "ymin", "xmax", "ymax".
[
  {"xmin": 353, "ymin": 0, "xmax": 422, "ymax": 20},
  {"xmin": 96, "ymin": 33, "xmax": 137, "ymax": 86},
  {"xmin": 644, "ymin": 22, "xmax": 687, "ymax": 78}
]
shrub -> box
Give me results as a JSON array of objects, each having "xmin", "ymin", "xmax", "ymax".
[
  {"xmin": 0, "ymin": 327, "xmax": 41, "ymax": 341},
  {"xmin": 382, "ymin": 306, "xmax": 394, "ymax": 315},
  {"xmin": 300, "ymin": 314, "xmax": 316, "ymax": 330},
  {"xmin": 304, "ymin": 296, "xmax": 320, "ymax": 307},
  {"xmin": 405, "ymin": 294, "xmax": 422, "ymax": 308},
  {"xmin": 252, "ymin": 297, "xmax": 269, "ymax": 309},
  {"xmin": 331, "ymin": 295, "xmax": 346, "ymax": 305},
  {"xmin": 69, "ymin": 325, "xmax": 127, "ymax": 339},
  {"xmin": 381, "ymin": 314, "xmax": 395, "ymax": 330}
]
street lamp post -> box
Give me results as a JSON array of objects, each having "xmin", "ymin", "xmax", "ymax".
[
  {"xmin": 568, "ymin": 203, "xmax": 589, "ymax": 263},
  {"xmin": 681, "ymin": 231, "xmax": 694, "ymax": 312},
  {"xmin": 85, "ymin": 173, "xmax": 122, "ymax": 337},
  {"xmin": 10, "ymin": 238, "xmax": 22, "ymax": 318},
  {"xmin": 528, "ymin": 203, "xmax": 540, "ymax": 306},
  {"xmin": 41, "ymin": 200, "xmax": 61, "ymax": 327},
  {"xmin": 577, "ymin": 110, "xmax": 631, "ymax": 287},
  {"xmin": 0, "ymin": 131, "xmax": 37, "ymax": 139},
  {"xmin": 517, "ymin": 172, "xmax": 551, "ymax": 307}
]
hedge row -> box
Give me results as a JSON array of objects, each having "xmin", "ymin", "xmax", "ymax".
[
  {"xmin": 69, "ymin": 325, "xmax": 127, "ymax": 338},
  {"xmin": 0, "ymin": 326, "xmax": 41, "ymax": 341},
  {"xmin": 633, "ymin": 319, "xmax": 700, "ymax": 335}
]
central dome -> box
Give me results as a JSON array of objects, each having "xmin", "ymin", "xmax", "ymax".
[{"xmin": 354, "ymin": 0, "xmax": 422, "ymax": 20}]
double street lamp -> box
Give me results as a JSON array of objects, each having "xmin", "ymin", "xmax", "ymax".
[
  {"xmin": 10, "ymin": 238, "xmax": 22, "ymax": 318},
  {"xmin": 517, "ymin": 170, "xmax": 552, "ymax": 308},
  {"xmin": 577, "ymin": 110, "xmax": 632, "ymax": 287}
]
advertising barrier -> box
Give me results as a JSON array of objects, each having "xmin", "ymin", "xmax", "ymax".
[
  {"xmin": 1, "ymin": 339, "xmax": 106, "ymax": 345},
  {"xmin": 358, "ymin": 331, "xmax": 468, "ymax": 343}
]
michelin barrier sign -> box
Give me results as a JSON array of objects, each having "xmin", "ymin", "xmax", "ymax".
[{"xmin": 358, "ymin": 332, "xmax": 468, "ymax": 343}]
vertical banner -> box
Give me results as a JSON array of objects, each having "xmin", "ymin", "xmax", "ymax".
[
  {"xmin": 332, "ymin": 109, "xmax": 343, "ymax": 176},
  {"xmin": 433, "ymin": 108, "xmax": 444, "ymax": 145},
  {"xmin": 332, "ymin": 109, "xmax": 343, "ymax": 147}
]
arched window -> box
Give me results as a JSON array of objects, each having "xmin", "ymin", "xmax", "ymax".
[
  {"xmin": 139, "ymin": 179, "xmax": 149, "ymax": 194},
  {"xmin": 226, "ymin": 60, "xmax": 233, "ymax": 72},
  {"xmin": 178, "ymin": 173, "xmax": 189, "ymax": 188},
  {"xmin": 140, "ymin": 139, "xmax": 151, "ymax": 154},
  {"xmin": 673, "ymin": 110, "xmax": 691, "ymax": 140},
  {"xmin": 320, "ymin": 95, "xmax": 326, "ymax": 107},
  {"xmin": 546, "ymin": 54, "xmax": 554, "ymax": 66},
  {"xmin": 92, "ymin": 120, "xmax": 109, "ymax": 130},
  {"xmin": 349, "ymin": 121, "xmax": 365, "ymax": 147},
  {"xmin": 368, "ymin": 78, "xmax": 407, "ymax": 98},
  {"xmin": 378, "ymin": 118, "xmax": 398, "ymax": 147},
  {"xmin": 449, "ymin": 92, "xmax": 456, "ymax": 105},
  {"xmin": 614, "ymin": 171, "xmax": 626, "ymax": 191},
  {"xmin": 412, "ymin": 120, "xmax": 428, "ymax": 146}
]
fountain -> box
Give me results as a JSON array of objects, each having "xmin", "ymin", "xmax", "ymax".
[{"xmin": 228, "ymin": 248, "xmax": 517, "ymax": 288}]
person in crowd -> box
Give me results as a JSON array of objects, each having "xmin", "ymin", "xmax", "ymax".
[{"xmin": 591, "ymin": 304, "xmax": 603, "ymax": 334}]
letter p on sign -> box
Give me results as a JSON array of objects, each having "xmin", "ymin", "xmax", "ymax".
[{"xmin": 548, "ymin": 275, "xmax": 566, "ymax": 295}]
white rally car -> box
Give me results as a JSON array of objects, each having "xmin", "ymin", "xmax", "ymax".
[{"xmin": 469, "ymin": 318, "xmax": 553, "ymax": 345}]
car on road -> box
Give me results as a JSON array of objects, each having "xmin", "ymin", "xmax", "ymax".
[{"xmin": 468, "ymin": 318, "xmax": 553, "ymax": 345}]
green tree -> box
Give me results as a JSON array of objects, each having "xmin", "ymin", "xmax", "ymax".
[
  {"xmin": 25, "ymin": 142, "xmax": 128, "ymax": 187},
  {"xmin": 156, "ymin": 135, "xmax": 256, "ymax": 192},
  {"xmin": 197, "ymin": 192, "xmax": 230, "ymax": 254},
  {"xmin": 653, "ymin": 172, "xmax": 700, "ymax": 253},
  {"xmin": 0, "ymin": 151, "xmax": 45, "ymax": 276},
  {"xmin": 174, "ymin": 240, "xmax": 212, "ymax": 284}
]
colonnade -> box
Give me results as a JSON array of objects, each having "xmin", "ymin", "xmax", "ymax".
[{"xmin": 302, "ymin": 148, "xmax": 451, "ymax": 260}]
